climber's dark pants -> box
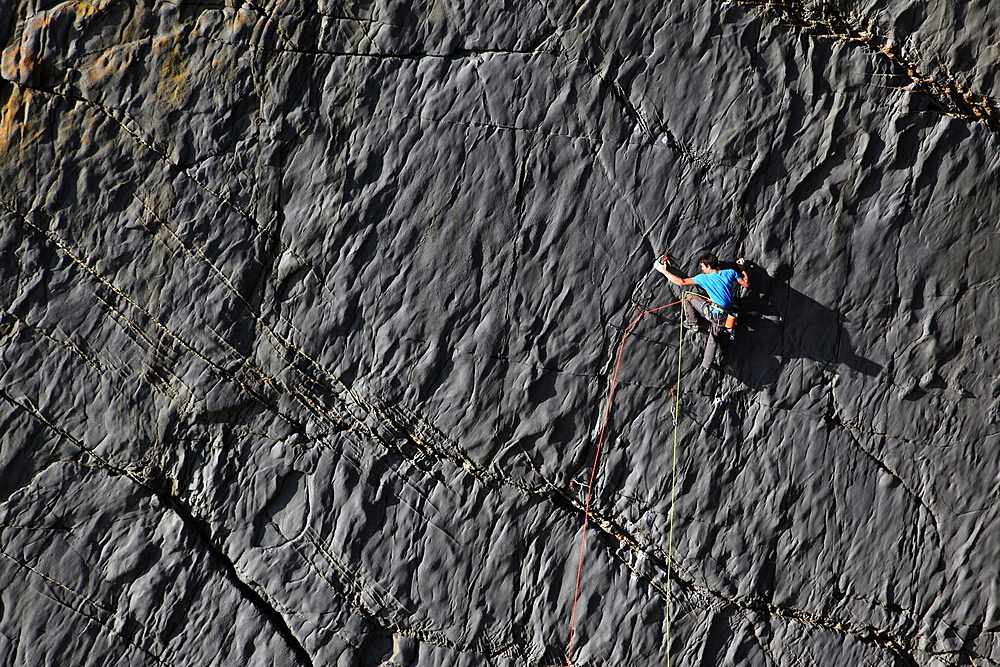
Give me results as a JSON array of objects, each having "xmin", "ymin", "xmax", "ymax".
[{"xmin": 684, "ymin": 296, "xmax": 726, "ymax": 369}]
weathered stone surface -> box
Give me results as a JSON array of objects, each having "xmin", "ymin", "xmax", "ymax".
[{"xmin": 1, "ymin": 1, "xmax": 998, "ymax": 665}]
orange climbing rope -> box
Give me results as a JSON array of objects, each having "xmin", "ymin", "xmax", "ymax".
[{"xmin": 566, "ymin": 296, "xmax": 694, "ymax": 666}]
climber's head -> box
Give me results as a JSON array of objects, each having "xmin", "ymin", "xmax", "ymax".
[{"xmin": 698, "ymin": 252, "xmax": 719, "ymax": 273}]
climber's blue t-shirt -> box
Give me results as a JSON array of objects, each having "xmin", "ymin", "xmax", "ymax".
[{"xmin": 692, "ymin": 269, "xmax": 739, "ymax": 309}]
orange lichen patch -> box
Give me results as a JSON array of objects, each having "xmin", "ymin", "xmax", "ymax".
[
  {"xmin": 0, "ymin": 1, "xmax": 113, "ymax": 83},
  {"xmin": 1, "ymin": 12, "xmax": 51, "ymax": 82},
  {"xmin": 41, "ymin": 0, "xmax": 113, "ymax": 24},
  {"xmin": 85, "ymin": 52, "xmax": 114, "ymax": 81},
  {"xmin": 71, "ymin": 0, "xmax": 105, "ymax": 20},
  {"xmin": 0, "ymin": 87, "xmax": 29, "ymax": 157},
  {"xmin": 0, "ymin": 43, "xmax": 40, "ymax": 82},
  {"xmin": 153, "ymin": 38, "xmax": 191, "ymax": 106},
  {"xmin": 26, "ymin": 13, "xmax": 52, "ymax": 32},
  {"xmin": 216, "ymin": 6, "xmax": 258, "ymax": 42}
]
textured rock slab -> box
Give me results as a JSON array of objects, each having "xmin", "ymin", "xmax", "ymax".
[{"xmin": 1, "ymin": 0, "xmax": 999, "ymax": 665}]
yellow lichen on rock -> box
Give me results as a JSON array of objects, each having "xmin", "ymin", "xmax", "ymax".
[
  {"xmin": 0, "ymin": 87, "xmax": 26, "ymax": 157},
  {"xmin": 0, "ymin": 14, "xmax": 48, "ymax": 84},
  {"xmin": 154, "ymin": 38, "xmax": 191, "ymax": 107}
]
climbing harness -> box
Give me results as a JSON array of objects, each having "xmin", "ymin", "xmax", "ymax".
[
  {"xmin": 565, "ymin": 296, "xmax": 694, "ymax": 667},
  {"xmin": 684, "ymin": 290, "xmax": 739, "ymax": 340}
]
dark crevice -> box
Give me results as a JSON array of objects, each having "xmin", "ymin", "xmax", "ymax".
[
  {"xmin": 154, "ymin": 489, "xmax": 315, "ymax": 667},
  {"xmin": 0, "ymin": 386, "xmax": 315, "ymax": 667}
]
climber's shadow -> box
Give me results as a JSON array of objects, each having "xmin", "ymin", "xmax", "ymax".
[{"xmin": 723, "ymin": 261, "xmax": 882, "ymax": 390}]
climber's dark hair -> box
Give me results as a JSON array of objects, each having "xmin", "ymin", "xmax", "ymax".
[{"xmin": 698, "ymin": 252, "xmax": 719, "ymax": 270}]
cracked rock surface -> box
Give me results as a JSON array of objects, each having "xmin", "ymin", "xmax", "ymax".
[{"xmin": 1, "ymin": 1, "xmax": 999, "ymax": 665}]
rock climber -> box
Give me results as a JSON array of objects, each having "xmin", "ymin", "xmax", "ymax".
[{"xmin": 654, "ymin": 252, "xmax": 749, "ymax": 371}]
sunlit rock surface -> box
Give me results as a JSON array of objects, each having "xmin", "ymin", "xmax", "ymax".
[{"xmin": 1, "ymin": 1, "xmax": 999, "ymax": 665}]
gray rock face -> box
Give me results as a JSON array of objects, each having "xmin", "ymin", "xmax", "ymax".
[{"xmin": 1, "ymin": 1, "xmax": 998, "ymax": 665}]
